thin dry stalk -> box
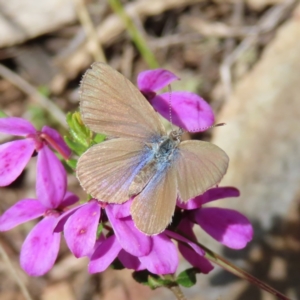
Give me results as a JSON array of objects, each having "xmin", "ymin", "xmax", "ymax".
[
  {"xmin": 73, "ymin": 0, "xmax": 106, "ymax": 62},
  {"xmin": 220, "ymin": 0, "xmax": 296, "ymax": 99},
  {"xmin": 53, "ymin": 0, "xmax": 206, "ymax": 92},
  {"xmin": 0, "ymin": 243, "xmax": 33, "ymax": 300},
  {"xmin": 0, "ymin": 63, "xmax": 67, "ymax": 127}
]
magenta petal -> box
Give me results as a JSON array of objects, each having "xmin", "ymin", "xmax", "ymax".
[
  {"xmin": 0, "ymin": 117, "xmax": 36, "ymax": 136},
  {"xmin": 177, "ymin": 195, "xmax": 204, "ymax": 210},
  {"xmin": 177, "ymin": 187, "xmax": 240, "ymax": 209},
  {"xmin": 42, "ymin": 126, "xmax": 71, "ymax": 159},
  {"xmin": 36, "ymin": 145, "xmax": 67, "ymax": 208},
  {"xmin": 137, "ymin": 69, "xmax": 179, "ymax": 92},
  {"xmin": 202, "ymin": 187, "xmax": 240, "ymax": 205},
  {"xmin": 178, "ymin": 242, "xmax": 213, "ymax": 274},
  {"xmin": 194, "ymin": 207, "xmax": 253, "ymax": 249},
  {"xmin": 152, "ymin": 92, "xmax": 214, "ymax": 132},
  {"xmin": 54, "ymin": 203, "xmax": 86, "ymax": 232},
  {"xmin": 64, "ymin": 201, "xmax": 101, "ymax": 258},
  {"xmin": 106, "ymin": 207, "xmax": 152, "ymax": 257},
  {"xmin": 60, "ymin": 191, "xmax": 80, "ymax": 207},
  {"xmin": 20, "ymin": 217, "xmax": 61, "ymax": 276},
  {"xmin": 110, "ymin": 199, "xmax": 132, "ymax": 219},
  {"xmin": 118, "ymin": 250, "xmax": 144, "ymax": 271},
  {"xmin": 0, "ymin": 139, "xmax": 35, "ymax": 187},
  {"xmin": 139, "ymin": 234, "xmax": 178, "ymax": 275},
  {"xmin": 177, "ymin": 218, "xmax": 197, "ymax": 240},
  {"xmin": 0, "ymin": 199, "xmax": 45, "ymax": 231},
  {"xmin": 89, "ymin": 235, "xmax": 122, "ymax": 273},
  {"xmin": 166, "ymin": 230, "xmax": 204, "ymax": 256}
]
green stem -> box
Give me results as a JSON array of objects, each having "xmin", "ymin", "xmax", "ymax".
[
  {"xmin": 200, "ymin": 243, "xmax": 291, "ymax": 300},
  {"xmin": 107, "ymin": 0, "xmax": 159, "ymax": 68}
]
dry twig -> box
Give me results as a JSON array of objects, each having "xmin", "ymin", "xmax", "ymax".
[
  {"xmin": 52, "ymin": 0, "xmax": 206, "ymax": 93},
  {"xmin": 73, "ymin": 0, "xmax": 106, "ymax": 62},
  {"xmin": 0, "ymin": 63, "xmax": 67, "ymax": 128},
  {"xmin": 0, "ymin": 243, "xmax": 33, "ymax": 300},
  {"xmin": 220, "ymin": 0, "xmax": 296, "ymax": 99}
]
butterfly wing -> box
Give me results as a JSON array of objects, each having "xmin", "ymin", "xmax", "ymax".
[
  {"xmin": 131, "ymin": 164, "xmax": 177, "ymax": 235},
  {"xmin": 77, "ymin": 138, "xmax": 152, "ymax": 203},
  {"xmin": 80, "ymin": 62, "xmax": 166, "ymax": 141},
  {"xmin": 175, "ymin": 140, "xmax": 229, "ymax": 202}
]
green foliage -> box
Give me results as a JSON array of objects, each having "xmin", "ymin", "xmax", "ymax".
[
  {"xmin": 108, "ymin": 0, "xmax": 158, "ymax": 68},
  {"xmin": 37, "ymin": 85, "xmax": 51, "ymax": 97},
  {"xmin": 27, "ymin": 105, "xmax": 48, "ymax": 129},
  {"xmin": 96, "ymin": 222, "xmax": 103, "ymax": 238},
  {"xmin": 93, "ymin": 133, "xmax": 106, "ymax": 144},
  {"xmin": 0, "ymin": 111, "xmax": 8, "ymax": 118},
  {"xmin": 132, "ymin": 271, "xmax": 173, "ymax": 290},
  {"xmin": 65, "ymin": 158, "xmax": 77, "ymax": 170},
  {"xmin": 176, "ymin": 268, "xmax": 200, "ymax": 287},
  {"xmin": 111, "ymin": 258, "xmax": 125, "ymax": 270},
  {"xmin": 65, "ymin": 111, "xmax": 106, "ymax": 156}
]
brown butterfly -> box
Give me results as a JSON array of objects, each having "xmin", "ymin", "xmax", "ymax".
[{"xmin": 76, "ymin": 62, "xmax": 229, "ymax": 235}]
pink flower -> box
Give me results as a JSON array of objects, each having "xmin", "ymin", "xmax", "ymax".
[
  {"xmin": 0, "ymin": 117, "xmax": 71, "ymax": 187},
  {"xmin": 137, "ymin": 69, "xmax": 215, "ymax": 132},
  {"xmin": 0, "ymin": 184, "xmax": 78, "ymax": 276},
  {"xmin": 55, "ymin": 199, "xmax": 102, "ymax": 258},
  {"xmin": 89, "ymin": 203, "xmax": 178, "ymax": 275},
  {"xmin": 166, "ymin": 223, "xmax": 214, "ymax": 274},
  {"xmin": 56, "ymin": 198, "xmax": 178, "ymax": 274},
  {"xmin": 177, "ymin": 187, "xmax": 253, "ymax": 249}
]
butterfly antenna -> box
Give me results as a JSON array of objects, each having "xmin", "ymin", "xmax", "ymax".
[
  {"xmin": 190, "ymin": 122, "xmax": 226, "ymax": 132},
  {"xmin": 168, "ymin": 84, "xmax": 174, "ymax": 131}
]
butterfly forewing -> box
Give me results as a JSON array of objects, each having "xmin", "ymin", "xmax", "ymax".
[
  {"xmin": 131, "ymin": 163, "xmax": 177, "ymax": 235},
  {"xmin": 175, "ymin": 140, "xmax": 229, "ymax": 202},
  {"xmin": 80, "ymin": 62, "xmax": 166, "ymax": 141},
  {"xmin": 77, "ymin": 138, "xmax": 152, "ymax": 203}
]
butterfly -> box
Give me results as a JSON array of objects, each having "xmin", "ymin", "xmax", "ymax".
[{"xmin": 76, "ymin": 62, "xmax": 229, "ymax": 235}]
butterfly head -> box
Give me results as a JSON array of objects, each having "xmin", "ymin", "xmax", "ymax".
[{"xmin": 169, "ymin": 128, "xmax": 184, "ymax": 142}]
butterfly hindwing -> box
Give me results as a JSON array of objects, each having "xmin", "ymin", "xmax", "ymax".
[
  {"xmin": 131, "ymin": 163, "xmax": 177, "ymax": 235},
  {"xmin": 175, "ymin": 140, "xmax": 229, "ymax": 202}
]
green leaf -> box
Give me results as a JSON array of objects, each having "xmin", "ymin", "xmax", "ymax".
[
  {"xmin": 70, "ymin": 129, "xmax": 89, "ymax": 147},
  {"xmin": 132, "ymin": 271, "xmax": 173, "ymax": 290},
  {"xmin": 97, "ymin": 223, "xmax": 103, "ymax": 238},
  {"xmin": 176, "ymin": 268, "xmax": 200, "ymax": 287},
  {"xmin": 148, "ymin": 276, "xmax": 173, "ymax": 290},
  {"xmin": 64, "ymin": 136, "xmax": 87, "ymax": 156},
  {"xmin": 37, "ymin": 85, "xmax": 50, "ymax": 97},
  {"xmin": 111, "ymin": 258, "xmax": 124, "ymax": 270},
  {"xmin": 27, "ymin": 105, "xmax": 47, "ymax": 129},
  {"xmin": 93, "ymin": 133, "xmax": 106, "ymax": 144},
  {"xmin": 0, "ymin": 111, "xmax": 8, "ymax": 118},
  {"xmin": 66, "ymin": 159, "xmax": 77, "ymax": 170},
  {"xmin": 66, "ymin": 111, "xmax": 73, "ymax": 128},
  {"xmin": 132, "ymin": 270, "xmax": 150, "ymax": 286},
  {"xmin": 66, "ymin": 112, "xmax": 92, "ymax": 147},
  {"xmin": 73, "ymin": 114, "xmax": 90, "ymax": 139}
]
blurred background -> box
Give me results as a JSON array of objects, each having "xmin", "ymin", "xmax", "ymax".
[{"xmin": 0, "ymin": 0, "xmax": 300, "ymax": 299}]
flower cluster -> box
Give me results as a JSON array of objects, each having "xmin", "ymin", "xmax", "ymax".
[{"xmin": 0, "ymin": 68, "xmax": 253, "ymax": 286}]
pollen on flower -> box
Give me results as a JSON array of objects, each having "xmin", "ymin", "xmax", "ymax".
[{"xmin": 79, "ymin": 228, "xmax": 86, "ymax": 234}]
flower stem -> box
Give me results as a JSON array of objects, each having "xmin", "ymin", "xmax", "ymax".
[
  {"xmin": 107, "ymin": 0, "xmax": 159, "ymax": 68},
  {"xmin": 199, "ymin": 243, "xmax": 291, "ymax": 300},
  {"xmin": 163, "ymin": 274, "xmax": 187, "ymax": 300},
  {"xmin": 169, "ymin": 285, "xmax": 187, "ymax": 300},
  {"xmin": 168, "ymin": 229, "xmax": 290, "ymax": 300}
]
